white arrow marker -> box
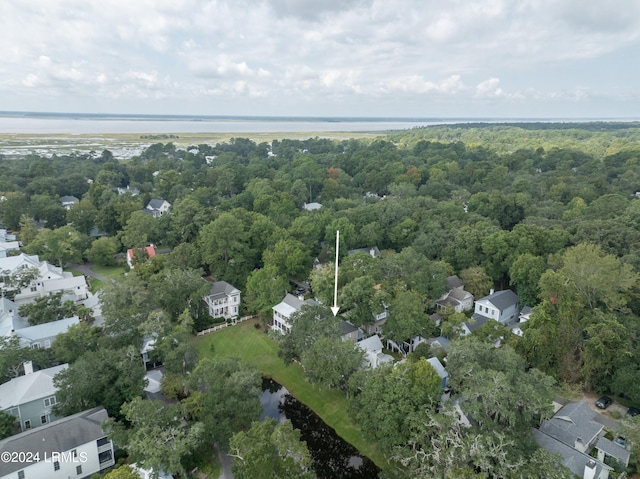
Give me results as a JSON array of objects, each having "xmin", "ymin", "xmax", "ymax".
[{"xmin": 331, "ymin": 230, "xmax": 340, "ymax": 316}]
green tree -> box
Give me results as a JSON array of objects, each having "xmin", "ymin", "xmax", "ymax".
[
  {"xmin": 118, "ymin": 210, "xmax": 161, "ymax": 249},
  {"xmin": 459, "ymin": 266, "xmax": 493, "ymax": 298},
  {"xmin": 53, "ymin": 346, "xmax": 146, "ymax": 418},
  {"xmin": 244, "ymin": 266, "xmax": 289, "ymax": 317},
  {"xmin": 509, "ymin": 253, "xmax": 546, "ymax": 306},
  {"xmin": 198, "ymin": 213, "xmax": 249, "ymax": 285},
  {"xmin": 18, "ymin": 292, "xmax": 78, "ymax": 325},
  {"xmin": 301, "ymin": 336, "xmax": 364, "ymax": 396},
  {"xmin": 66, "ymin": 198, "xmax": 99, "ymax": 235},
  {"xmin": 50, "ymin": 322, "xmax": 101, "ymax": 364},
  {"xmin": 385, "ymin": 290, "xmax": 427, "ymax": 347},
  {"xmin": 149, "ymin": 267, "xmax": 210, "ymax": 320},
  {"xmin": 100, "ymin": 274, "xmax": 153, "ymax": 348},
  {"xmin": 0, "ymin": 267, "xmax": 39, "ymax": 301},
  {"xmin": 263, "ymin": 238, "xmax": 311, "ymax": 279},
  {"xmin": 230, "ymin": 419, "xmax": 314, "ymax": 479},
  {"xmin": 25, "ymin": 225, "xmax": 89, "ymax": 267},
  {"xmin": 186, "ymin": 357, "xmax": 262, "ymax": 450},
  {"xmin": 102, "ymin": 465, "xmax": 140, "ymax": 479},
  {"xmin": 108, "ymin": 398, "xmax": 204, "ymax": 478},
  {"xmin": 350, "ymin": 359, "xmax": 441, "ymax": 449},
  {"xmin": 0, "ymin": 410, "xmax": 19, "ymax": 440},
  {"xmin": 278, "ymin": 304, "xmax": 341, "ymax": 365},
  {"xmin": 86, "ymin": 236, "xmax": 120, "ymax": 266},
  {"xmin": 0, "ymin": 336, "xmax": 53, "ymax": 383}
]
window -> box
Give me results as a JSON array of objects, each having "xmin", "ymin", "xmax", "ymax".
[
  {"xmin": 72, "ymin": 449, "xmax": 77, "ymax": 458},
  {"xmin": 31, "ymin": 343, "xmax": 40, "ymax": 349},
  {"xmin": 41, "ymin": 415, "xmax": 48, "ymax": 425},
  {"xmin": 76, "ymin": 465, "xmax": 82, "ymax": 475},
  {"xmin": 53, "ymin": 460, "xmax": 60, "ymax": 471},
  {"xmin": 30, "ymin": 286, "xmax": 37, "ymax": 292},
  {"xmin": 96, "ymin": 437, "xmax": 109, "ymax": 447},
  {"xmin": 24, "ymin": 420, "xmax": 31, "ymax": 429},
  {"xmin": 44, "ymin": 340, "xmax": 51, "ymax": 348},
  {"xmin": 44, "ymin": 396, "xmax": 56, "ymax": 408},
  {"xmin": 18, "ymin": 471, "xmax": 25, "ymax": 479},
  {"xmin": 98, "ymin": 450, "xmax": 113, "ymax": 464}
]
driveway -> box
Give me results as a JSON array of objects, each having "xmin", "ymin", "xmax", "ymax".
[
  {"xmin": 66, "ymin": 262, "xmax": 110, "ymax": 282},
  {"xmin": 582, "ymin": 391, "xmax": 625, "ymax": 431}
]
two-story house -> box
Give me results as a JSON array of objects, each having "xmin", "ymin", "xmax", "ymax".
[
  {"xmin": 356, "ymin": 334, "xmax": 394, "ymax": 369},
  {"xmin": 435, "ymin": 275, "xmax": 474, "ymax": 313},
  {"xmin": 272, "ymin": 293, "xmax": 319, "ymax": 334},
  {"xmin": 463, "ymin": 289, "xmax": 519, "ymax": 336},
  {"xmin": 0, "ymin": 363, "xmax": 68, "ymax": 431},
  {"xmin": 0, "ymin": 229, "xmax": 19, "ymax": 259},
  {"xmin": 0, "ymin": 407, "xmax": 115, "ymax": 479},
  {"xmin": 203, "ymin": 281, "xmax": 241, "ymax": 320},
  {"xmin": 145, "ymin": 199, "xmax": 171, "ymax": 218},
  {"xmin": 13, "ymin": 316, "xmax": 80, "ymax": 350}
]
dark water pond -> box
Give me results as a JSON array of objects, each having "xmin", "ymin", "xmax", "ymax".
[{"xmin": 260, "ymin": 377, "xmax": 380, "ymax": 479}]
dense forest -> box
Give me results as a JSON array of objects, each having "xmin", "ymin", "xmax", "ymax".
[{"xmin": 2, "ymin": 122, "xmax": 640, "ymax": 477}]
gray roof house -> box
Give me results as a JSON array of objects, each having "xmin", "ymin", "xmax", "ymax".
[
  {"xmin": 436, "ymin": 275, "xmax": 474, "ymax": 313},
  {"xmin": 357, "ymin": 334, "xmax": 394, "ymax": 369},
  {"xmin": 532, "ymin": 428, "xmax": 611, "ymax": 479},
  {"xmin": 272, "ymin": 293, "xmax": 319, "ymax": 335},
  {"xmin": 203, "ymin": 281, "xmax": 241, "ymax": 320},
  {"xmin": 0, "ymin": 407, "xmax": 115, "ymax": 479},
  {"xmin": 463, "ymin": 289, "xmax": 519, "ymax": 335},
  {"xmin": 14, "ymin": 316, "xmax": 80, "ymax": 349},
  {"xmin": 0, "ymin": 298, "xmax": 28, "ymax": 338},
  {"xmin": 60, "ymin": 195, "xmax": 79, "ymax": 210},
  {"xmin": 341, "ymin": 320, "xmax": 362, "ymax": 343},
  {"xmin": 145, "ymin": 199, "xmax": 171, "ymax": 218},
  {"xmin": 0, "ymin": 229, "xmax": 19, "ymax": 259},
  {"xmin": 0, "ymin": 363, "xmax": 69, "ymax": 432},
  {"xmin": 533, "ymin": 401, "xmax": 631, "ymax": 479}
]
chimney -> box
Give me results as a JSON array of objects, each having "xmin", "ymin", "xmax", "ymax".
[
  {"xmin": 583, "ymin": 460, "xmax": 597, "ymax": 479},
  {"xmin": 575, "ymin": 437, "xmax": 584, "ymax": 451},
  {"xmin": 23, "ymin": 361, "xmax": 34, "ymax": 375},
  {"xmin": 490, "ymin": 288, "xmax": 494, "ymax": 295}
]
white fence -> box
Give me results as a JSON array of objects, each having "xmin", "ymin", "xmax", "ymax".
[{"xmin": 196, "ymin": 315, "xmax": 256, "ymax": 336}]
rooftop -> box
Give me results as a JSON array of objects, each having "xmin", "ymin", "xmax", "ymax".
[{"xmin": 0, "ymin": 363, "xmax": 68, "ymax": 409}]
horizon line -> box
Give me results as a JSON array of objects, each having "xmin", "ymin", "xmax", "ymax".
[{"xmin": 1, "ymin": 110, "xmax": 639, "ymax": 123}]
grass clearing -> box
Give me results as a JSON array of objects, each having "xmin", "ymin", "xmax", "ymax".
[
  {"xmin": 194, "ymin": 320, "xmax": 388, "ymax": 470},
  {"xmin": 91, "ymin": 264, "xmax": 127, "ymax": 279}
]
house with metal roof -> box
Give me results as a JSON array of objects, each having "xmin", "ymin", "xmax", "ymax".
[
  {"xmin": 0, "ymin": 407, "xmax": 115, "ymax": 479},
  {"xmin": 203, "ymin": 281, "xmax": 241, "ymax": 320},
  {"xmin": 436, "ymin": 275, "xmax": 474, "ymax": 313},
  {"xmin": 0, "ymin": 363, "xmax": 68, "ymax": 432}
]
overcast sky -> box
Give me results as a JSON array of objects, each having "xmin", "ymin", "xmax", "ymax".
[{"xmin": 1, "ymin": 0, "xmax": 639, "ymax": 118}]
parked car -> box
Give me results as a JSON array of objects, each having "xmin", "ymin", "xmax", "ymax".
[
  {"xmin": 627, "ymin": 407, "xmax": 640, "ymax": 417},
  {"xmin": 595, "ymin": 396, "xmax": 613, "ymax": 409},
  {"xmin": 614, "ymin": 436, "xmax": 627, "ymax": 448}
]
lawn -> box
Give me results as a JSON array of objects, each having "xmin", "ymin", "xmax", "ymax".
[
  {"xmin": 91, "ymin": 264, "xmax": 127, "ymax": 279},
  {"xmin": 194, "ymin": 320, "xmax": 388, "ymax": 470}
]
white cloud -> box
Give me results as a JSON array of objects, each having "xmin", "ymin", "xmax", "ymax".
[{"xmin": 0, "ymin": 0, "xmax": 639, "ymax": 116}]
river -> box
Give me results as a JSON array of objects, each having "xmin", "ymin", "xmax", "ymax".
[{"xmin": 259, "ymin": 377, "xmax": 380, "ymax": 479}]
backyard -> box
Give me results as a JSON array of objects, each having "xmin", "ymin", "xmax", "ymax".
[{"xmin": 193, "ymin": 319, "xmax": 387, "ymax": 470}]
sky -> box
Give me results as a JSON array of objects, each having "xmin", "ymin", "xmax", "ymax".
[{"xmin": 1, "ymin": 0, "xmax": 639, "ymax": 118}]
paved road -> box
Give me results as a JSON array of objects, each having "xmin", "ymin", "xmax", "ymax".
[
  {"xmin": 66, "ymin": 262, "xmax": 109, "ymax": 282},
  {"xmin": 216, "ymin": 444, "xmax": 234, "ymax": 479}
]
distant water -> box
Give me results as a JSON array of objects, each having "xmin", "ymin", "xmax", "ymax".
[
  {"xmin": 0, "ymin": 111, "xmax": 451, "ymax": 134},
  {"xmin": 0, "ymin": 111, "xmax": 622, "ymax": 135}
]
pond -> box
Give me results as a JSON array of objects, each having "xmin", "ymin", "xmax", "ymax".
[{"xmin": 260, "ymin": 378, "xmax": 380, "ymax": 479}]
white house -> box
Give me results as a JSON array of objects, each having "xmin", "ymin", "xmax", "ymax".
[
  {"xmin": 0, "ymin": 407, "xmax": 115, "ymax": 479},
  {"xmin": 203, "ymin": 281, "xmax": 241, "ymax": 320},
  {"xmin": 127, "ymin": 245, "xmax": 157, "ymax": 270},
  {"xmin": 145, "ymin": 199, "xmax": 171, "ymax": 218},
  {"xmin": 435, "ymin": 275, "xmax": 474, "ymax": 313},
  {"xmin": 0, "ymin": 253, "xmax": 89, "ymax": 306},
  {"xmin": 357, "ymin": 334, "xmax": 394, "ymax": 369},
  {"xmin": 272, "ymin": 293, "xmax": 319, "ymax": 334},
  {"xmin": 59, "ymin": 195, "xmax": 79, "ymax": 210},
  {"xmin": 463, "ymin": 289, "xmax": 519, "ymax": 336},
  {"xmin": 0, "ymin": 363, "xmax": 69, "ymax": 431},
  {"xmin": 0, "ymin": 298, "xmax": 27, "ymax": 339},
  {"xmin": 0, "ymin": 229, "xmax": 19, "ymax": 258},
  {"xmin": 302, "ymin": 202, "xmax": 322, "ymax": 211}
]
